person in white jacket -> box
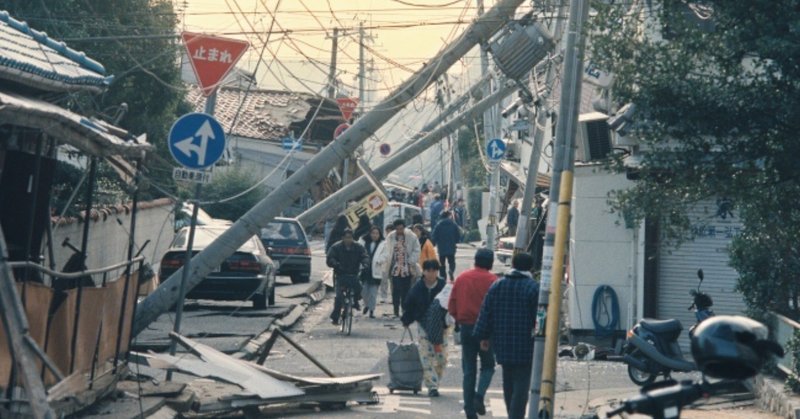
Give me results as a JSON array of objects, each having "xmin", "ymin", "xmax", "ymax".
[
  {"xmin": 376, "ymin": 219, "xmax": 421, "ymax": 317},
  {"xmin": 359, "ymin": 225, "xmax": 385, "ymax": 318}
]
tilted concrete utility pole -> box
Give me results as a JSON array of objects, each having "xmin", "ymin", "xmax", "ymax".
[
  {"xmin": 530, "ymin": 0, "xmax": 590, "ymax": 417},
  {"xmin": 327, "ymin": 27, "xmax": 338, "ymax": 99},
  {"xmin": 298, "ymin": 80, "xmax": 518, "ymax": 228},
  {"xmin": 513, "ymin": 2, "xmax": 568, "ymax": 254},
  {"xmin": 477, "ymin": 0, "xmax": 501, "ymax": 251},
  {"xmin": 133, "ymin": 0, "xmax": 525, "ymax": 336}
]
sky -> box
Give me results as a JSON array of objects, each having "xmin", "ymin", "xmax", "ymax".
[{"xmin": 181, "ymin": 0, "xmax": 523, "ymax": 186}]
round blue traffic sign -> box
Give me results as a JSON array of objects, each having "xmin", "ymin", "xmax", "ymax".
[
  {"xmin": 168, "ymin": 113, "xmax": 226, "ymax": 169},
  {"xmin": 487, "ymin": 138, "xmax": 506, "ymax": 161}
]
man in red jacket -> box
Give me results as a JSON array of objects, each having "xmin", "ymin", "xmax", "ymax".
[{"xmin": 448, "ymin": 248, "xmax": 497, "ymax": 419}]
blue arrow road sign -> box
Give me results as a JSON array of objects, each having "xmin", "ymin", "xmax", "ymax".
[
  {"xmin": 168, "ymin": 113, "xmax": 226, "ymax": 169},
  {"xmin": 487, "ymin": 138, "xmax": 506, "ymax": 161},
  {"xmin": 282, "ymin": 137, "xmax": 302, "ymax": 151}
]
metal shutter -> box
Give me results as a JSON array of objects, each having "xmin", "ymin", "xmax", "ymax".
[{"xmin": 656, "ymin": 199, "xmax": 746, "ymax": 353}]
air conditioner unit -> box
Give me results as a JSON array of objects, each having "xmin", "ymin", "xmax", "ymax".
[{"xmin": 575, "ymin": 112, "xmax": 612, "ymax": 162}]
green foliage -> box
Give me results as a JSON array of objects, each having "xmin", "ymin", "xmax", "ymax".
[
  {"xmin": 457, "ymin": 126, "xmax": 487, "ymax": 187},
  {"xmin": 591, "ymin": 1, "xmax": 800, "ymax": 317},
  {"xmin": 785, "ymin": 329, "xmax": 800, "ymax": 392},
  {"xmin": 200, "ymin": 168, "xmax": 267, "ymax": 222},
  {"xmin": 9, "ymin": 1, "xmax": 187, "ymax": 200},
  {"xmin": 466, "ymin": 186, "xmax": 485, "ymax": 230}
]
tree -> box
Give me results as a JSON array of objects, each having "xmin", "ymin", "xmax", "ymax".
[
  {"xmin": 201, "ymin": 168, "xmax": 267, "ymax": 222},
  {"xmin": 8, "ymin": 0, "xmax": 187, "ymax": 200},
  {"xmin": 590, "ymin": 1, "xmax": 800, "ymax": 319}
]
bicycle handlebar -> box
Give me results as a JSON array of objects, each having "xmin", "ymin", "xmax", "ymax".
[{"xmin": 607, "ymin": 380, "xmax": 738, "ymax": 419}]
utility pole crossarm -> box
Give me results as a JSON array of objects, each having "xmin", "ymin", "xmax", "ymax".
[{"xmin": 133, "ymin": 0, "xmax": 526, "ymax": 337}]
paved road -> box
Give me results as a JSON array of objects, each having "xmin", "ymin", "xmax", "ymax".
[{"xmin": 256, "ymin": 241, "xmax": 779, "ymax": 419}]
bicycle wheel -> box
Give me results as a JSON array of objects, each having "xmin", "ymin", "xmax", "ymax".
[
  {"xmin": 340, "ymin": 292, "xmax": 348, "ymax": 334},
  {"xmin": 345, "ymin": 293, "xmax": 353, "ymax": 335}
]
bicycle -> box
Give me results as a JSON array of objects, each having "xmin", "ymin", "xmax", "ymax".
[{"xmin": 338, "ymin": 274, "xmax": 359, "ymax": 336}]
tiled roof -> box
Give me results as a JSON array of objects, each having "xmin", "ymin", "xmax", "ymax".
[
  {"xmin": 0, "ymin": 11, "xmax": 111, "ymax": 93},
  {"xmin": 186, "ymin": 86, "xmax": 317, "ymax": 141}
]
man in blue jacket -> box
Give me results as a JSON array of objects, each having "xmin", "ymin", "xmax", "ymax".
[
  {"xmin": 473, "ymin": 253, "xmax": 539, "ymax": 419},
  {"xmin": 432, "ymin": 210, "xmax": 460, "ymax": 281},
  {"xmin": 429, "ymin": 194, "xmax": 444, "ymax": 227}
]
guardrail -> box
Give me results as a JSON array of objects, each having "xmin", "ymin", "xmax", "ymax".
[{"xmin": 769, "ymin": 312, "xmax": 800, "ymax": 377}]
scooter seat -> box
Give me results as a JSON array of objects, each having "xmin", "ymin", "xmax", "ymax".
[{"xmin": 640, "ymin": 318, "xmax": 683, "ymax": 334}]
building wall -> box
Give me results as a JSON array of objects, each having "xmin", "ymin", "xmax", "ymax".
[
  {"xmin": 48, "ymin": 199, "xmax": 175, "ymax": 277},
  {"xmin": 568, "ymin": 165, "xmax": 635, "ymax": 333}
]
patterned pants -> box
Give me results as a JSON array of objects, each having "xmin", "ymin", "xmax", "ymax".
[{"xmin": 417, "ymin": 328, "xmax": 449, "ymax": 391}]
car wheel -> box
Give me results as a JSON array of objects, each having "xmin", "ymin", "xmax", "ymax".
[
  {"xmin": 290, "ymin": 273, "xmax": 310, "ymax": 284},
  {"xmin": 252, "ymin": 292, "xmax": 267, "ymax": 309}
]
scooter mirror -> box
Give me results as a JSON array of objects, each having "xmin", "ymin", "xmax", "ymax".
[{"xmin": 697, "ymin": 269, "xmax": 704, "ymax": 282}]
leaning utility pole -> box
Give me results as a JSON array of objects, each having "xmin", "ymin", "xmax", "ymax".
[
  {"xmin": 327, "ymin": 27, "xmax": 338, "ymax": 99},
  {"xmin": 133, "ymin": 0, "xmax": 525, "ymax": 336},
  {"xmin": 298, "ymin": 81, "xmax": 518, "ymax": 228},
  {"xmin": 530, "ymin": 0, "xmax": 590, "ymax": 417},
  {"xmin": 478, "ymin": 0, "xmax": 501, "ymax": 251}
]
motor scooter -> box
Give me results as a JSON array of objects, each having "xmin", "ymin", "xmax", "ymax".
[{"xmin": 623, "ymin": 269, "xmax": 714, "ymax": 386}]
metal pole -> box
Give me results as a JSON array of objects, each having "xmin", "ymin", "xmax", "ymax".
[
  {"xmin": 69, "ymin": 157, "xmax": 97, "ymax": 374},
  {"xmin": 114, "ymin": 159, "xmax": 140, "ymax": 371},
  {"xmin": 531, "ymin": 0, "xmax": 590, "ymax": 417},
  {"xmin": 166, "ymin": 91, "xmax": 215, "ymax": 380},
  {"xmin": 478, "ymin": 0, "xmax": 500, "ymax": 251},
  {"xmin": 0, "ymin": 227, "xmax": 56, "ymax": 419},
  {"xmin": 134, "ymin": 0, "xmax": 524, "ymax": 337},
  {"xmin": 298, "ymin": 81, "xmax": 518, "ymax": 228}
]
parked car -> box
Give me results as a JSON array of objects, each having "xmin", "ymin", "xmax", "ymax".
[
  {"xmin": 496, "ymin": 237, "xmax": 515, "ymax": 265},
  {"xmin": 159, "ymin": 225, "xmax": 276, "ymax": 308},
  {"xmin": 260, "ymin": 217, "xmax": 311, "ymax": 284},
  {"xmin": 380, "ymin": 201, "xmax": 423, "ymax": 231}
]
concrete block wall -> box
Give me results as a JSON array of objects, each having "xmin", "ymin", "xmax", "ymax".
[{"xmin": 48, "ymin": 198, "xmax": 175, "ymax": 278}]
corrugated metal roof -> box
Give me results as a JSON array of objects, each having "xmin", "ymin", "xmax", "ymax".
[{"xmin": 0, "ymin": 10, "xmax": 111, "ymax": 93}]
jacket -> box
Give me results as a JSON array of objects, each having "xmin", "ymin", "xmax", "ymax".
[
  {"xmin": 419, "ymin": 238, "xmax": 438, "ymax": 265},
  {"xmin": 377, "ymin": 229, "xmax": 421, "ymax": 278},
  {"xmin": 326, "ymin": 241, "xmax": 368, "ymax": 276},
  {"xmin": 473, "ymin": 269, "xmax": 539, "ymax": 365},
  {"xmin": 431, "ymin": 218, "xmax": 460, "ymax": 256},
  {"xmin": 448, "ymin": 267, "xmax": 497, "ymax": 325},
  {"xmin": 359, "ymin": 238, "xmax": 384, "ymax": 284},
  {"xmin": 401, "ymin": 277, "xmax": 446, "ymax": 329}
]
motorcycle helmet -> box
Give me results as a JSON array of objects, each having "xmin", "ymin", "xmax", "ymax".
[{"xmin": 691, "ymin": 315, "xmax": 783, "ymax": 380}]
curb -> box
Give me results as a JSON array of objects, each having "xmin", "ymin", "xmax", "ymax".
[{"xmin": 752, "ymin": 375, "xmax": 800, "ymax": 419}]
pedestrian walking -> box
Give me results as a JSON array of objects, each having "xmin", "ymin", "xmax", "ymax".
[
  {"xmin": 448, "ymin": 248, "xmax": 497, "ymax": 419},
  {"xmin": 353, "ymin": 214, "xmax": 371, "ymax": 241},
  {"xmin": 413, "ymin": 224, "xmax": 438, "ymax": 270},
  {"xmin": 473, "ymin": 253, "xmax": 539, "ymax": 419},
  {"xmin": 431, "ymin": 210, "xmax": 460, "ymax": 281},
  {"xmin": 505, "ymin": 201, "xmax": 519, "ymax": 237},
  {"xmin": 377, "ymin": 224, "xmax": 394, "ymax": 303},
  {"xmin": 429, "ymin": 194, "xmax": 444, "ymax": 227},
  {"xmin": 359, "ymin": 225, "xmax": 384, "ymax": 318},
  {"xmin": 326, "ymin": 229, "xmax": 369, "ymax": 325},
  {"xmin": 401, "ymin": 259, "xmax": 448, "ymax": 397},
  {"xmin": 377, "ymin": 219, "xmax": 421, "ymax": 317}
]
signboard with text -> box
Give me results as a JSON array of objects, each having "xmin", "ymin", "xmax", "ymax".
[
  {"xmin": 336, "ymin": 97, "xmax": 359, "ymax": 121},
  {"xmin": 345, "ymin": 191, "xmax": 388, "ymax": 228},
  {"xmin": 182, "ymin": 32, "xmax": 249, "ymax": 96}
]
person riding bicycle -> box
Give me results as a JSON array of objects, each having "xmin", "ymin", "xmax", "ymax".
[{"xmin": 326, "ymin": 228, "xmax": 369, "ymax": 326}]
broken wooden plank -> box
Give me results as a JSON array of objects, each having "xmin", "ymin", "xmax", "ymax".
[
  {"xmin": 165, "ymin": 334, "xmax": 305, "ymax": 400},
  {"xmin": 145, "ymin": 405, "xmax": 178, "ymax": 419},
  {"xmin": 79, "ymin": 396, "xmax": 165, "ymax": 419},
  {"xmin": 274, "ymin": 304, "xmax": 306, "ymax": 329},
  {"xmin": 116, "ymin": 380, "xmax": 186, "ymax": 397},
  {"xmin": 46, "ymin": 370, "xmax": 89, "ymax": 402}
]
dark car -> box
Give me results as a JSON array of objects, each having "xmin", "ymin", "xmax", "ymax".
[
  {"xmin": 260, "ymin": 217, "xmax": 311, "ymax": 284},
  {"xmin": 159, "ymin": 225, "xmax": 276, "ymax": 308}
]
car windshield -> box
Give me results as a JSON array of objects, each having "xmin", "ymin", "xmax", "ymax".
[
  {"xmin": 172, "ymin": 227, "xmax": 259, "ymax": 253},
  {"xmin": 261, "ymin": 221, "xmax": 302, "ymax": 240}
]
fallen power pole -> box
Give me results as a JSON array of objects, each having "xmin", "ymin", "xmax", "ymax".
[
  {"xmin": 530, "ymin": 0, "xmax": 590, "ymax": 417},
  {"xmin": 298, "ymin": 80, "xmax": 519, "ymax": 227},
  {"xmin": 133, "ymin": 0, "xmax": 525, "ymax": 336}
]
